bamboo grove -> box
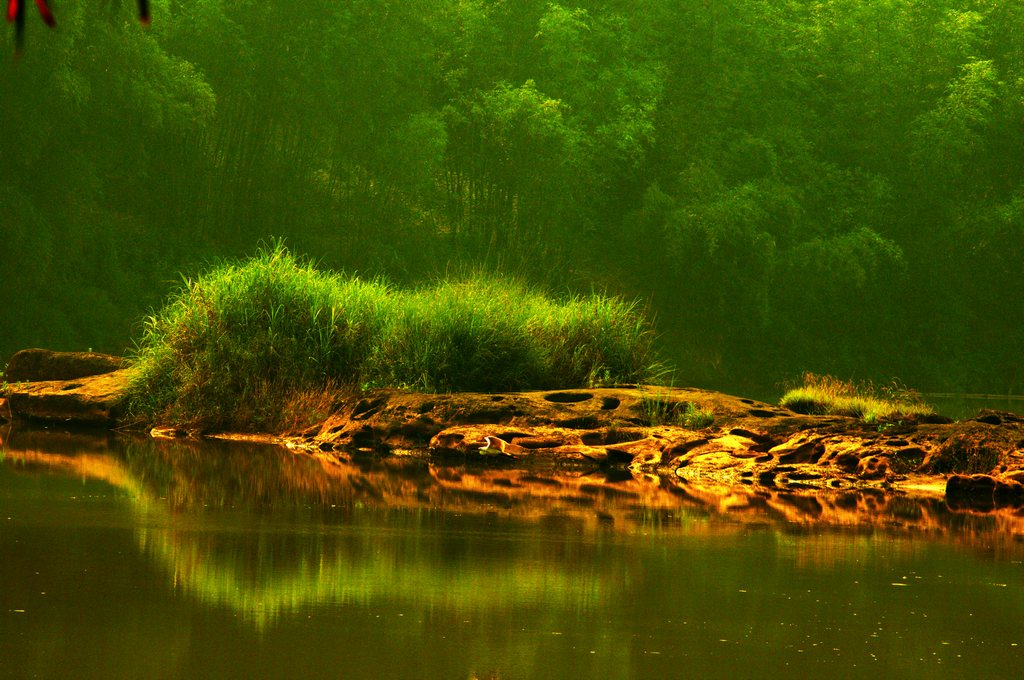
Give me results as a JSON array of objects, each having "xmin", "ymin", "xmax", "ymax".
[{"xmin": 1, "ymin": 0, "xmax": 1022, "ymax": 396}]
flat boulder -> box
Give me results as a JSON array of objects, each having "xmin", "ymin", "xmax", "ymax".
[
  {"xmin": 6, "ymin": 369, "xmax": 131, "ymax": 427},
  {"xmin": 5, "ymin": 348, "xmax": 128, "ymax": 383}
]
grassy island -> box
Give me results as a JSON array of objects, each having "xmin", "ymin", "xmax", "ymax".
[{"xmin": 126, "ymin": 244, "xmax": 660, "ymax": 430}]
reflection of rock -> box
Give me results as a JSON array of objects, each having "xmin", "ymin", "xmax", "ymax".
[
  {"xmin": 946, "ymin": 474, "xmax": 1024, "ymax": 511},
  {"xmin": 6, "ymin": 433, "xmax": 1024, "ymax": 601}
]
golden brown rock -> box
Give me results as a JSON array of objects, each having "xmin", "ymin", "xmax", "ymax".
[
  {"xmin": 4, "ymin": 351, "xmax": 1024, "ymax": 511},
  {"xmin": 5, "ymin": 348, "xmax": 127, "ymax": 382},
  {"xmin": 5, "ymin": 369, "xmax": 130, "ymax": 426}
]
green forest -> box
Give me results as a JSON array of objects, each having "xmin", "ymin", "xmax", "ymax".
[{"xmin": 2, "ymin": 0, "xmax": 1022, "ymax": 399}]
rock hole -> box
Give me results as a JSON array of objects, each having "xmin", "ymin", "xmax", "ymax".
[
  {"xmin": 748, "ymin": 409, "xmax": 777, "ymax": 418},
  {"xmin": 353, "ymin": 397, "xmax": 386, "ymax": 419},
  {"xmin": 543, "ymin": 391, "xmax": 593, "ymax": 403},
  {"xmin": 601, "ymin": 396, "xmax": 621, "ymax": 410},
  {"xmin": 604, "ymin": 448, "xmax": 636, "ymax": 465},
  {"xmin": 557, "ymin": 416, "xmax": 601, "ymax": 429}
]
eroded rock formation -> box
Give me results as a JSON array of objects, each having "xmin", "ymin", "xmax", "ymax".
[{"xmin": 4, "ymin": 350, "xmax": 1024, "ymax": 514}]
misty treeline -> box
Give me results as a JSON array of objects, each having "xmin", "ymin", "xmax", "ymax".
[{"xmin": 1, "ymin": 0, "xmax": 1022, "ymax": 396}]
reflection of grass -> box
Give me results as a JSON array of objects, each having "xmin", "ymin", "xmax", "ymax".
[
  {"xmin": 781, "ymin": 373, "xmax": 934, "ymax": 423},
  {"xmin": 138, "ymin": 511, "xmax": 612, "ymax": 630}
]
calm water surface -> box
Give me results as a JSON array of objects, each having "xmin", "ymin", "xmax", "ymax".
[{"xmin": 0, "ymin": 430, "xmax": 1021, "ymax": 679}]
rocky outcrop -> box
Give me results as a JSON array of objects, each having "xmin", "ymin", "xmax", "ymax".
[
  {"xmin": 285, "ymin": 385, "xmax": 1024, "ymax": 505},
  {"xmin": 4, "ymin": 350, "xmax": 131, "ymax": 426},
  {"xmin": 5, "ymin": 350, "xmax": 1024, "ymax": 512},
  {"xmin": 4, "ymin": 348, "xmax": 127, "ymax": 382},
  {"xmin": 5, "ymin": 369, "xmax": 131, "ymax": 426}
]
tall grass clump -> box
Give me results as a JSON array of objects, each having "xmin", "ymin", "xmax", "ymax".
[
  {"xmin": 538, "ymin": 292, "xmax": 660, "ymax": 387},
  {"xmin": 638, "ymin": 395, "xmax": 714, "ymax": 429},
  {"xmin": 127, "ymin": 244, "xmax": 660, "ymax": 430},
  {"xmin": 127, "ymin": 243, "xmax": 395, "ymax": 429},
  {"xmin": 366, "ymin": 277, "xmax": 659, "ymax": 392},
  {"xmin": 780, "ymin": 373, "xmax": 935, "ymax": 423},
  {"xmin": 365, "ymin": 277, "xmax": 548, "ymax": 392}
]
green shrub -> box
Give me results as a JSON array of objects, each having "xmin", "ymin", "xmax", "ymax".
[
  {"xmin": 780, "ymin": 373, "xmax": 934, "ymax": 422},
  {"xmin": 127, "ymin": 243, "xmax": 660, "ymax": 430},
  {"xmin": 638, "ymin": 395, "xmax": 715, "ymax": 429},
  {"xmin": 127, "ymin": 244, "xmax": 393, "ymax": 428}
]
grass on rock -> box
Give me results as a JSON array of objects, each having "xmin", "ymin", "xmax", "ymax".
[
  {"xmin": 780, "ymin": 373, "xmax": 935, "ymax": 423},
  {"xmin": 126, "ymin": 244, "xmax": 660, "ymax": 431},
  {"xmin": 638, "ymin": 394, "xmax": 715, "ymax": 429}
]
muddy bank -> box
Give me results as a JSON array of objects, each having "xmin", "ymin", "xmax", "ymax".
[{"xmin": 4, "ymin": 349, "xmax": 1024, "ymax": 512}]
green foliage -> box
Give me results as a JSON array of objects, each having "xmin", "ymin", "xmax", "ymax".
[
  {"xmin": 127, "ymin": 244, "xmax": 659, "ymax": 429},
  {"xmin": 127, "ymin": 243, "xmax": 393, "ymax": 425},
  {"xmin": 638, "ymin": 395, "xmax": 714, "ymax": 429},
  {"xmin": 781, "ymin": 374, "xmax": 936, "ymax": 423},
  {"xmin": 3, "ymin": 0, "xmax": 1024, "ymax": 401},
  {"xmin": 912, "ymin": 59, "xmax": 1000, "ymax": 182}
]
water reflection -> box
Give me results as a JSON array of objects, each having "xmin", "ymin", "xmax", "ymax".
[
  {"xmin": 927, "ymin": 395, "xmax": 1024, "ymax": 421},
  {"xmin": 2, "ymin": 430, "xmax": 1023, "ymax": 678}
]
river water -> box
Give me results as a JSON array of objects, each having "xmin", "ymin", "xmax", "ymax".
[{"xmin": 0, "ymin": 430, "xmax": 1021, "ymax": 679}]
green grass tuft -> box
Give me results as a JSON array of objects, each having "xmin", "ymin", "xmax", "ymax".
[
  {"xmin": 638, "ymin": 395, "xmax": 714, "ymax": 429},
  {"xmin": 780, "ymin": 373, "xmax": 935, "ymax": 423},
  {"xmin": 126, "ymin": 243, "xmax": 660, "ymax": 430}
]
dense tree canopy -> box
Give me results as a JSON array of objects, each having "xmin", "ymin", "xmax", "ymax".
[{"xmin": 2, "ymin": 0, "xmax": 1022, "ymax": 397}]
